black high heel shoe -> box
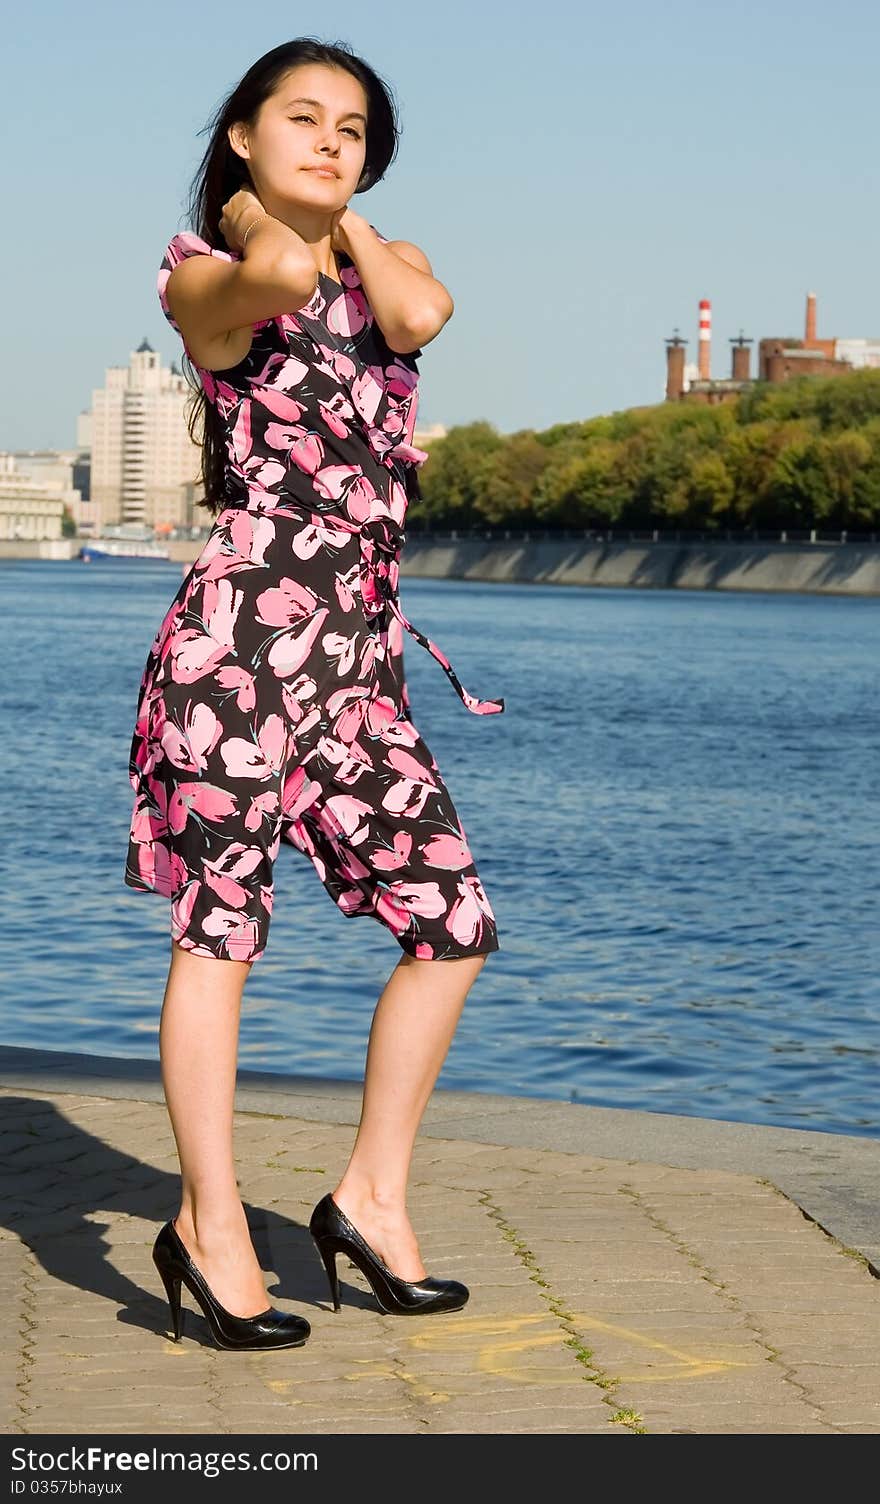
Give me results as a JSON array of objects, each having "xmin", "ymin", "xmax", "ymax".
[
  {"xmin": 152, "ymin": 1219, "xmax": 311, "ymax": 1350},
  {"xmin": 309, "ymin": 1193, "xmax": 469, "ymax": 1316}
]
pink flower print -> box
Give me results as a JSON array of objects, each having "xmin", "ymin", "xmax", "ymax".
[
  {"xmin": 169, "ymin": 578, "xmax": 244, "ymax": 682},
  {"xmin": 351, "ymin": 368, "xmax": 383, "ymax": 426},
  {"xmin": 250, "ymin": 457, "xmax": 287, "ymax": 492},
  {"xmin": 370, "ymin": 829, "xmax": 414, "ymax": 873},
  {"xmin": 168, "ymin": 782, "xmax": 239, "ymax": 835},
  {"xmin": 160, "ymin": 700, "xmax": 223, "ymax": 774},
  {"xmin": 373, "ymin": 890, "xmax": 413, "ymax": 937},
  {"xmin": 230, "ymin": 511, "xmax": 276, "ymax": 566},
  {"xmin": 342, "ymin": 473, "xmax": 380, "ymax": 524},
  {"xmin": 252, "ymin": 386, "xmax": 308, "ymax": 422},
  {"xmin": 312, "ymin": 463, "xmax": 361, "ymax": 501},
  {"xmin": 378, "ymin": 734, "xmax": 440, "ymax": 816},
  {"xmin": 231, "ymin": 399, "xmax": 252, "ymax": 463},
  {"xmin": 326, "ymin": 683, "xmax": 370, "ymax": 744},
  {"xmin": 200, "ymin": 907, "xmax": 262, "ymax": 961},
  {"xmin": 201, "ymin": 517, "xmax": 276, "ymax": 581},
  {"xmin": 447, "ymin": 875, "xmax": 496, "ymax": 947},
  {"xmin": 388, "ymin": 477, "xmax": 408, "ymax": 526},
  {"xmin": 203, "ymin": 842, "xmax": 270, "ymax": 907},
  {"xmin": 264, "ymin": 421, "xmax": 309, "ymax": 454},
  {"xmin": 220, "ymin": 712, "xmax": 288, "ymax": 780},
  {"xmin": 420, "ymin": 832, "xmax": 473, "ymax": 870},
  {"xmin": 381, "ymin": 408, "xmax": 406, "ymax": 440},
  {"xmin": 314, "ymin": 735, "xmax": 361, "ymax": 776},
  {"xmin": 386, "ymin": 747, "xmax": 438, "ymax": 788},
  {"xmin": 170, "ymin": 879, "xmax": 202, "ymax": 938},
  {"xmin": 322, "ymin": 347, "xmax": 357, "ymax": 382},
  {"xmin": 256, "ymin": 576, "xmax": 319, "ymax": 628},
  {"xmin": 381, "ymin": 774, "xmax": 431, "ymax": 821},
  {"xmin": 287, "ymin": 433, "xmax": 324, "ymax": 475},
  {"xmin": 386, "ymin": 878, "xmax": 447, "ymax": 920},
  {"xmin": 247, "ymin": 349, "xmax": 297, "ymax": 387},
  {"xmin": 322, "ymin": 627, "xmax": 358, "ymax": 679},
  {"xmin": 213, "ymin": 665, "xmax": 256, "ymax": 713},
  {"xmin": 365, "ymin": 693, "xmax": 399, "ymax": 736},
  {"xmin": 244, "ymin": 790, "xmax": 280, "ymax": 832},
  {"xmin": 325, "ymin": 288, "xmax": 367, "ymax": 339},
  {"xmin": 268, "ymin": 354, "xmax": 310, "ymax": 389},
  {"xmin": 375, "ymin": 710, "xmax": 419, "ymax": 748},
  {"xmin": 334, "ymin": 573, "xmax": 357, "ymax": 613},
  {"xmin": 318, "ymin": 402, "xmax": 352, "ymax": 438},
  {"xmin": 386, "ymin": 360, "xmax": 420, "ymax": 400},
  {"xmin": 280, "ymin": 763, "xmax": 323, "ymax": 821},
  {"xmin": 266, "ymin": 605, "xmax": 330, "ymax": 678},
  {"xmin": 292, "ymin": 517, "xmax": 354, "ymax": 560},
  {"xmin": 321, "ymin": 792, "xmax": 373, "ymax": 844},
  {"xmin": 280, "ymin": 672, "xmax": 318, "ymax": 727}
]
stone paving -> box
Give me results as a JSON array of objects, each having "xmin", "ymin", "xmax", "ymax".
[{"xmin": 2, "ymin": 1085, "xmax": 880, "ymax": 1435}]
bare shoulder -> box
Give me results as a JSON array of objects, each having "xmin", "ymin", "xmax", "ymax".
[{"xmin": 383, "ymin": 239, "xmax": 434, "ymax": 275}]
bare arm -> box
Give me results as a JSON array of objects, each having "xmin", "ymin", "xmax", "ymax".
[
  {"xmin": 165, "ymin": 193, "xmax": 321, "ymax": 363},
  {"xmin": 336, "ymin": 209, "xmax": 454, "ymax": 355}
]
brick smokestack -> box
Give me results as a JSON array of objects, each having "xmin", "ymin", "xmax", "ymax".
[
  {"xmin": 665, "ymin": 332, "xmax": 687, "ymax": 401},
  {"xmin": 731, "ymin": 343, "xmax": 751, "ymax": 380},
  {"xmin": 730, "ymin": 331, "xmax": 752, "ymax": 380},
  {"xmin": 698, "ymin": 299, "xmax": 711, "ymax": 379},
  {"xmin": 805, "ymin": 291, "xmax": 817, "ymax": 344}
]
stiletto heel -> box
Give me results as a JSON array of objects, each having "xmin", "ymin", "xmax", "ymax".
[
  {"xmin": 155, "ymin": 1262, "xmax": 184, "ymax": 1341},
  {"xmin": 151, "ymin": 1219, "xmax": 311, "ymax": 1351},
  {"xmin": 315, "ymin": 1239, "xmax": 341, "ymax": 1311},
  {"xmin": 308, "ymin": 1193, "xmax": 469, "ymax": 1316}
]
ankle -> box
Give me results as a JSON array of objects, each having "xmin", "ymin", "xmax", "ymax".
[
  {"xmin": 334, "ymin": 1178, "xmax": 407, "ymax": 1215},
  {"xmin": 176, "ymin": 1200, "xmax": 249, "ymax": 1247}
]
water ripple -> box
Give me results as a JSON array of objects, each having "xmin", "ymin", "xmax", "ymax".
[{"xmin": 0, "ymin": 561, "xmax": 877, "ymax": 1135}]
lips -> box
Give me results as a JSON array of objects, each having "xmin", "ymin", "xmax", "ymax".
[{"xmin": 304, "ymin": 167, "xmax": 339, "ymax": 178}]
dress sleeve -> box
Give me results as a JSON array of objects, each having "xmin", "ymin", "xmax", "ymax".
[{"xmin": 157, "ymin": 232, "xmax": 240, "ymax": 337}]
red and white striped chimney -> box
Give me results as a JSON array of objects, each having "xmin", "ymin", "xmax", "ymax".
[{"xmin": 698, "ymin": 299, "xmax": 711, "ymax": 380}]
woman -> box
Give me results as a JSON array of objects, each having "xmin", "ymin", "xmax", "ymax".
[{"xmin": 124, "ymin": 38, "xmax": 505, "ymax": 1351}]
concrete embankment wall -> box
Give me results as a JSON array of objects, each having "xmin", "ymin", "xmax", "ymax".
[
  {"xmin": 398, "ymin": 537, "xmax": 880, "ymax": 595},
  {"xmin": 4, "ymin": 536, "xmax": 880, "ymax": 594}
]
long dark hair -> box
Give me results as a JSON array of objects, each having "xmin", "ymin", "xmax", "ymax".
[{"xmin": 176, "ymin": 38, "xmax": 401, "ymax": 518}]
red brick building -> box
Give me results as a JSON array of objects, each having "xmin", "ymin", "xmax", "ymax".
[{"xmin": 666, "ymin": 292, "xmax": 854, "ymax": 404}]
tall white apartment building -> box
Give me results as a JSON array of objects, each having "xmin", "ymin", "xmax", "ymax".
[{"xmin": 89, "ymin": 340, "xmax": 202, "ymax": 530}]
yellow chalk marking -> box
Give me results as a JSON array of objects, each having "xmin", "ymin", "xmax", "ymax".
[{"xmin": 249, "ymin": 1309, "xmax": 760, "ymax": 1397}]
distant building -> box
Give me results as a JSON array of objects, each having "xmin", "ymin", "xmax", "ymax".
[
  {"xmin": 665, "ymin": 292, "xmax": 876, "ymax": 404},
  {"xmin": 0, "ymin": 451, "xmax": 77, "ymax": 541},
  {"xmin": 88, "ymin": 339, "xmax": 201, "ymax": 531},
  {"xmin": 412, "ymin": 421, "xmax": 447, "ymax": 449}
]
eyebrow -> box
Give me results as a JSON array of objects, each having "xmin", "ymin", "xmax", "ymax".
[{"xmin": 284, "ymin": 96, "xmax": 367, "ymax": 124}]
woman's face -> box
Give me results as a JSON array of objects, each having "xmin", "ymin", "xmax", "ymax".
[{"xmin": 231, "ymin": 63, "xmax": 369, "ymax": 210}]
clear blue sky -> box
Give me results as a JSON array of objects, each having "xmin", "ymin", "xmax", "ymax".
[{"xmin": 5, "ymin": 0, "xmax": 878, "ymax": 450}]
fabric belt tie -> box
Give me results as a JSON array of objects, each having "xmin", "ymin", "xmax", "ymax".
[
  {"xmin": 356, "ymin": 511, "xmax": 504, "ymax": 716},
  {"xmin": 235, "ymin": 477, "xmax": 505, "ymax": 717}
]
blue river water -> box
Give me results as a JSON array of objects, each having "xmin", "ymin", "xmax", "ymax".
[{"xmin": 1, "ymin": 556, "xmax": 877, "ymax": 1137}]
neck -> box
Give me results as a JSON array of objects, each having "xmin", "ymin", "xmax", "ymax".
[{"xmin": 257, "ymin": 196, "xmax": 340, "ymax": 278}]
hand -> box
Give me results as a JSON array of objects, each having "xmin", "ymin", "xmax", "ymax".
[
  {"xmin": 330, "ymin": 205, "xmax": 362, "ymax": 254},
  {"xmin": 219, "ymin": 186, "xmax": 268, "ymax": 253}
]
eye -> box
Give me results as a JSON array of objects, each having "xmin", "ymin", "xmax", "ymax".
[{"xmin": 291, "ymin": 114, "xmax": 361, "ymax": 139}]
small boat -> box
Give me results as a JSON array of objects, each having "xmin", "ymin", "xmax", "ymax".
[{"xmin": 78, "ymin": 539, "xmax": 171, "ymax": 561}]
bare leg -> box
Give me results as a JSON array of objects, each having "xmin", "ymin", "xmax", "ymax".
[
  {"xmin": 159, "ymin": 939, "xmax": 271, "ymax": 1317},
  {"xmin": 331, "ymin": 951, "xmax": 490, "ymax": 1280}
]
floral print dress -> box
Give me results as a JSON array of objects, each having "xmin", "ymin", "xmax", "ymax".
[{"xmin": 122, "ymin": 227, "xmax": 504, "ymax": 964}]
